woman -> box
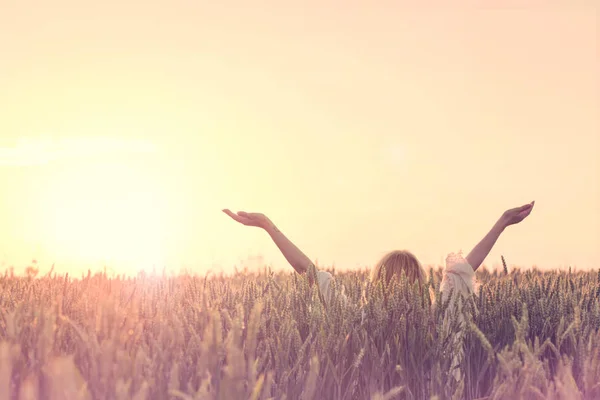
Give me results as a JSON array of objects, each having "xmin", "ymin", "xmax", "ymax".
[
  {"xmin": 223, "ymin": 202, "xmax": 534, "ymax": 381},
  {"xmin": 223, "ymin": 201, "xmax": 535, "ymax": 304}
]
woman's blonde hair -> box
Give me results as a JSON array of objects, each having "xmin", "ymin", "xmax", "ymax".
[{"xmin": 371, "ymin": 250, "xmax": 426, "ymax": 286}]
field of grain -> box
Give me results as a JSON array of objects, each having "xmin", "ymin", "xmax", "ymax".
[{"xmin": 0, "ymin": 264, "xmax": 599, "ymax": 400}]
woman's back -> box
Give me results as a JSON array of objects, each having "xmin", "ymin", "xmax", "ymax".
[{"xmin": 316, "ymin": 252, "xmax": 476, "ymax": 381}]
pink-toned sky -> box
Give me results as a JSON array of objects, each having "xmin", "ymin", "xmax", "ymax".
[{"xmin": 0, "ymin": 1, "xmax": 598, "ymax": 275}]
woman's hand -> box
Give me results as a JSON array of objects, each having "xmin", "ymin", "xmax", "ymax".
[
  {"xmin": 222, "ymin": 209, "xmax": 272, "ymax": 230},
  {"xmin": 222, "ymin": 208, "xmax": 313, "ymax": 275},
  {"xmin": 466, "ymin": 201, "xmax": 535, "ymax": 271},
  {"xmin": 500, "ymin": 201, "xmax": 535, "ymax": 228}
]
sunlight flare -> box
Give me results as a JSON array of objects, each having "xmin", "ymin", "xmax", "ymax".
[{"xmin": 38, "ymin": 161, "xmax": 168, "ymax": 269}]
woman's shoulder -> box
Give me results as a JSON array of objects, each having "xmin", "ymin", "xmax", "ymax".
[
  {"xmin": 315, "ymin": 270, "xmax": 333, "ymax": 300},
  {"xmin": 441, "ymin": 251, "xmax": 477, "ymax": 294},
  {"xmin": 316, "ymin": 270, "xmax": 333, "ymax": 286},
  {"xmin": 444, "ymin": 252, "xmax": 475, "ymax": 276}
]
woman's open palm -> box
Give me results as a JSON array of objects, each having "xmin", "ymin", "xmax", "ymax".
[
  {"xmin": 502, "ymin": 201, "xmax": 535, "ymax": 227},
  {"xmin": 223, "ymin": 209, "xmax": 271, "ymax": 229}
]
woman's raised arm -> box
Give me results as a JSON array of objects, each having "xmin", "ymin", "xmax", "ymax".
[
  {"xmin": 465, "ymin": 201, "xmax": 535, "ymax": 271},
  {"xmin": 222, "ymin": 209, "xmax": 314, "ymax": 275}
]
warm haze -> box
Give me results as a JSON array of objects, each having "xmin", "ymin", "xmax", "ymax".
[{"xmin": 0, "ymin": 2, "xmax": 598, "ymax": 276}]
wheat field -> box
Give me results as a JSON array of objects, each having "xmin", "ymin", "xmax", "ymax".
[{"xmin": 0, "ymin": 264, "xmax": 599, "ymax": 400}]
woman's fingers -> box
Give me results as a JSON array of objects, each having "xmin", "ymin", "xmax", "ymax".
[
  {"xmin": 223, "ymin": 209, "xmax": 258, "ymax": 226},
  {"xmin": 223, "ymin": 209, "xmax": 247, "ymax": 223},
  {"xmin": 522, "ymin": 208, "xmax": 533, "ymax": 217},
  {"xmin": 223, "ymin": 209, "xmax": 236, "ymax": 218},
  {"xmin": 519, "ymin": 201, "xmax": 535, "ymax": 215},
  {"xmin": 516, "ymin": 202, "xmax": 533, "ymax": 212},
  {"xmin": 509, "ymin": 201, "xmax": 534, "ymax": 216}
]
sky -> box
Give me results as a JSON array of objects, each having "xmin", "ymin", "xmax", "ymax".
[{"xmin": 0, "ymin": 1, "xmax": 598, "ymax": 276}]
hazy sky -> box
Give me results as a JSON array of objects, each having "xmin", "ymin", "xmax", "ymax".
[{"xmin": 0, "ymin": 1, "xmax": 598, "ymax": 276}]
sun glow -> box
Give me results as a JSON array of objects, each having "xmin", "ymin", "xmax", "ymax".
[{"xmin": 38, "ymin": 161, "xmax": 169, "ymax": 271}]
